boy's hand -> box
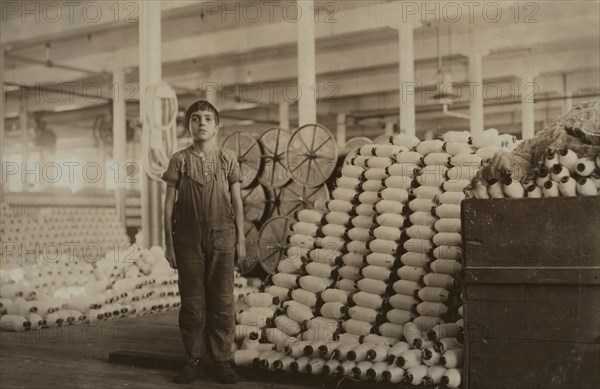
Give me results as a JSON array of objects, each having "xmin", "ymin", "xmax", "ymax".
[
  {"xmin": 165, "ymin": 245, "xmax": 177, "ymax": 269},
  {"xmin": 236, "ymin": 240, "xmax": 246, "ymax": 261}
]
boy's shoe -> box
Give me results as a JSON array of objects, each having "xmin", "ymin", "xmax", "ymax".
[
  {"xmin": 214, "ymin": 361, "xmax": 238, "ymax": 384},
  {"xmin": 174, "ymin": 358, "xmax": 202, "ymax": 384}
]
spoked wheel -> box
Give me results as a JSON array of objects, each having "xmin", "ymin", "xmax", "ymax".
[
  {"xmin": 237, "ymin": 220, "xmax": 260, "ymax": 275},
  {"xmin": 262, "ymin": 187, "xmax": 283, "ymax": 220},
  {"xmin": 286, "ymin": 124, "xmax": 338, "ymax": 188},
  {"xmin": 279, "ymin": 181, "xmax": 330, "ymax": 216},
  {"xmin": 241, "ymin": 184, "xmax": 267, "ymax": 223},
  {"xmin": 257, "ymin": 216, "xmax": 295, "ymax": 274},
  {"xmin": 343, "ymin": 137, "xmax": 373, "ymax": 165},
  {"xmin": 257, "ymin": 127, "xmax": 291, "ymax": 188},
  {"xmin": 221, "ymin": 131, "xmax": 262, "ymax": 188},
  {"xmin": 373, "ymin": 134, "xmax": 393, "ymax": 145}
]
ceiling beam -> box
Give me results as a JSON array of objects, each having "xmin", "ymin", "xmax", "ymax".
[
  {"xmin": 5, "ymin": 2, "xmax": 598, "ymax": 86},
  {"xmin": 4, "ymin": 50, "xmax": 597, "ymax": 121},
  {"xmin": 162, "ymin": 47, "xmax": 599, "ymax": 106},
  {"xmin": 0, "ymin": 1, "xmax": 215, "ymax": 47}
]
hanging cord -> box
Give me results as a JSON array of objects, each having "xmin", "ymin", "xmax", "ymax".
[{"xmin": 142, "ymin": 82, "xmax": 179, "ymax": 181}]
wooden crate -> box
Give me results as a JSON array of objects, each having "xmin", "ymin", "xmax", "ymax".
[{"xmin": 462, "ymin": 197, "xmax": 600, "ymax": 389}]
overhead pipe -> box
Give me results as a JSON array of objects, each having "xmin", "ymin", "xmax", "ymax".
[
  {"xmin": 349, "ymin": 93, "xmax": 600, "ymax": 120},
  {"xmin": 218, "ymin": 113, "xmax": 278, "ymax": 125},
  {"xmin": 3, "ymin": 81, "xmax": 113, "ymax": 101},
  {"xmin": 7, "ymin": 54, "xmax": 110, "ymax": 78},
  {"xmin": 173, "ymin": 83, "xmax": 272, "ymax": 109},
  {"xmin": 442, "ymin": 104, "xmax": 470, "ymax": 120}
]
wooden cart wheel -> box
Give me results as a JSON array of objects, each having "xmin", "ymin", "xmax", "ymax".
[
  {"xmin": 280, "ymin": 181, "xmax": 330, "ymax": 215},
  {"xmin": 237, "ymin": 220, "xmax": 259, "ymax": 275},
  {"xmin": 257, "ymin": 216, "xmax": 295, "ymax": 274},
  {"xmin": 241, "ymin": 184, "xmax": 267, "ymax": 223},
  {"xmin": 343, "ymin": 137, "xmax": 373, "ymax": 165},
  {"xmin": 221, "ymin": 131, "xmax": 262, "ymax": 189},
  {"xmin": 286, "ymin": 123, "xmax": 338, "ymax": 187},
  {"xmin": 257, "ymin": 127, "xmax": 291, "ymax": 188},
  {"xmin": 262, "ymin": 187, "xmax": 283, "ymax": 220},
  {"xmin": 373, "ymin": 134, "xmax": 393, "ymax": 145}
]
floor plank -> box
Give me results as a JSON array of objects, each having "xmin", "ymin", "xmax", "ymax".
[
  {"xmin": 0, "ymin": 312, "xmax": 353, "ymax": 389},
  {"xmin": 1, "ymin": 311, "xmax": 434, "ymax": 389},
  {"xmin": 0, "ymin": 311, "xmax": 350, "ymax": 389}
]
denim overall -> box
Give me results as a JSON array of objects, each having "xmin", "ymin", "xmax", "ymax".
[{"xmin": 167, "ymin": 146, "xmax": 237, "ymax": 362}]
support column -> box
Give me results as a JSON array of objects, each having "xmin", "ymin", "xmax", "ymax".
[
  {"xmin": 563, "ymin": 74, "xmax": 573, "ymax": 113},
  {"xmin": 565, "ymin": 91, "xmax": 573, "ymax": 113},
  {"xmin": 336, "ymin": 113, "xmax": 346, "ymax": 148},
  {"xmin": 384, "ymin": 122, "xmax": 395, "ymax": 135},
  {"xmin": 206, "ymin": 86, "xmax": 218, "ymax": 107},
  {"xmin": 468, "ymin": 53, "xmax": 485, "ymax": 135},
  {"xmin": 113, "ymin": 68, "xmax": 127, "ymax": 227},
  {"xmin": 98, "ymin": 142, "xmax": 106, "ymax": 189},
  {"xmin": 398, "ymin": 21, "xmax": 419, "ymax": 136},
  {"xmin": 139, "ymin": 1, "xmax": 163, "ymax": 248},
  {"xmin": 19, "ymin": 99, "xmax": 29, "ymax": 190},
  {"xmin": 297, "ymin": 0, "xmax": 317, "ymax": 126},
  {"xmin": 0, "ymin": 47, "xmax": 4, "ymax": 202},
  {"xmin": 279, "ymin": 102, "xmax": 290, "ymax": 131},
  {"xmin": 521, "ymin": 73, "xmax": 536, "ymax": 140}
]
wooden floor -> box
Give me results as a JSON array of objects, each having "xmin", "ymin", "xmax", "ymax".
[{"xmin": 0, "ymin": 311, "xmax": 338, "ymax": 389}]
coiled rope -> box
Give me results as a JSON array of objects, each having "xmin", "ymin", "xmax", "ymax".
[{"xmin": 141, "ymin": 82, "xmax": 178, "ymax": 181}]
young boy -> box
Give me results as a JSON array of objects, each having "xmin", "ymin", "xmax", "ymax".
[{"xmin": 162, "ymin": 100, "xmax": 245, "ymax": 384}]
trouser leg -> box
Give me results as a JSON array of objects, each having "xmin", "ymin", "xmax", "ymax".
[
  {"xmin": 205, "ymin": 229, "xmax": 236, "ymax": 362},
  {"xmin": 175, "ymin": 240, "xmax": 207, "ymax": 359}
]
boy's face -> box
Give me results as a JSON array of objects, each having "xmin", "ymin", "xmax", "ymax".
[{"xmin": 188, "ymin": 109, "xmax": 218, "ymax": 142}]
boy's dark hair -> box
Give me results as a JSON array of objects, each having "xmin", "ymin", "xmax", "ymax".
[{"xmin": 184, "ymin": 100, "xmax": 220, "ymax": 127}]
